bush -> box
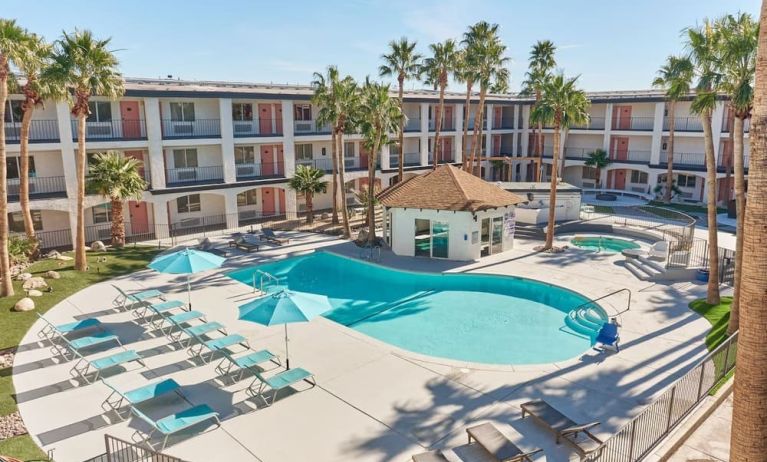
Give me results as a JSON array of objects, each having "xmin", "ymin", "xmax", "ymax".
[{"xmin": 8, "ymin": 235, "xmax": 34, "ymax": 266}]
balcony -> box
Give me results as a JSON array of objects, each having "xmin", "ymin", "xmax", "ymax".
[
  {"xmin": 664, "ymin": 117, "xmax": 703, "ymax": 132},
  {"xmin": 563, "ymin": 148, "xmax": 595, "ymax": 160},
  {"xmin": 232, "ymin": 118, "xmax": 283, "ymax": 137},
  {"xmin": 161, "ymin": 119, "xmax": 221, "ymax": 139},
  {"xmin": 660, "ymin": 151, "xmax": 705, "ymax": 169},
  {"xmin": 72, "ymin": 119, "xmax": 147, "ymax": 141},
  {"xmin": 722, "ymin": 118, "xmax": 751, "ymax": 133},
  {"xmin": 466, "ymin": 119, "xmax": 487, "ymax": 130},
  {"xmin": 612, "ymin": 117, "xmax": 654, "ymax": 131},
  {"xmin": 343, "ymin": 156, "xmax": 368, "ymax": 171},
  {"xmin": 389, "ymin": 152, "xmax": 421, "ymax": 168},
  {"xmin": 496, "ymin": 119, "xmax": 515, "ymax": 129},
  {"xmin": 717, "ymin": 152, "xmax": 750, "ymax": 170},
  {"xmin": 165, "ymin": 165, "xmax": 224, "ymax": 187},
  {"xmin": 5, "ymin": 120, "xmax": 60, "ymax": 143},
  {"xmin": 428, "ymin": 118, "xmax": 456, "ymax": 132},
  {"xmin": 294, "ymin": 120, "xmax": 332, "ymax": 136},
  {"xmin": 570, "ymin": 117, "xmax": 606, "ymax": 130},
  {"xmin": 428, "ymin": 150, "xmax": 455, "ymax": 164},
  {"xmin": 610, "ymin": 150, "xmax": 651, "ymax": 163},
  {"xmin": 296, "ymin": 158, "xmax": 333, "ymax": 173},
  {"xmin": 403, "ymin": 117, "xmax": 421, "ymax": 132},
  {"xmin": 234, "ymin": 162, "xmax": 284, "ymax": 181},
  {"xmin": 7, "ymin": 176, "xmax": 67, "ymax": 201}
]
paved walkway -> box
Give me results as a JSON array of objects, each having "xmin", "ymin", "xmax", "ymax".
[
  {"xmin": 13, "ymin": 232, "xmax": 719, "ymax": 462},
  {"xmin": 666, "ymin": 394, "xmax": 733, "ymax": 461}
]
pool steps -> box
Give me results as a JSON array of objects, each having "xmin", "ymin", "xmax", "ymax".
[
  {"xmin": 565, "ymin": 305, "xmax": 609, "ymax": 339},
  {"xmin": 624, "ymin": 255, "xmax": 667, "ymax": 281}
]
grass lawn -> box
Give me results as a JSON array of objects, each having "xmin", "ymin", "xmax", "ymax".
[
  {"xmin": 689, "ymin": 296, "xmax": 732, "ymax": 350},
  {"xmin": 649, "ymin": 200, "xmax": 726, "ymax": 215},
  {"xmin": 593, "ymin": 205, "xmax": 615, "ymax": 214},
  {"xmin": 0, "ymin": 246, "xmax": 161, "ymax": 461}
]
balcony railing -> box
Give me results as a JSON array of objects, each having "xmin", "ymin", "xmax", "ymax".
[
  {"xmin": 161, "ymin": 119, "xmax": 221, "ymax": 139},
  {"xmin": 72, "ymin": 119, "xmax": 147, "ymax": 141},
  {"xmin": 428, "ymin": 118, "xmax": 456, "ymax": 131},
  {"xmin": 234, "ymin": 162, "xmax": 284, "ymax": 180},
  {"xmin": 344, "ymin": 156, "xmax": 368, "ymax": 171},
  {"xmin": 717, "ymin": 152, "xmax": 750, "ymax": 169},
  {"xmin": 610, "ymin": 150, "xmax": 651, "ymax": 163},
  {"xmin": 660, "ymin": 151, "xmax": 705, "ymax": 168},
  {"xmin": 7, "ymin": 176, "xmax": 67, "ymax": 200},
  {"xmin": 404, "ymin": 117, "xmax": 421, "ymax": 132},
  {"xmin": 296, "ymin": 158, "xmax": 333, "ymax": 173},
  {"xmin": 722, "ymin": 118, "xmax": 751, "ymax": 133},
  {"xmin": 563, "ymin": 147, "xmax": 598, "ymax": 160},
  {"xmin": 293, "ymin": 120, "xmax": 332, "ymax": 135},
  {"xmin": 612, "ymin": 117, "xmax": 654, "ymax": 131},
  {"xmin": 467, "ymin": 119, "xmax": 487, "ymax": 130},
  {"xmin": 571, "ymin": 117, "xmax": 606, "ymax": 130},
  {"xmin": 389, "ymin": 152, "xmax": 421, "ymax": 167},
  {"xmin": 5, "ymin": 120, "xmax": 60, "ymax": 143},
  {"xmin": 664, "ymin": 116, "xmax": 703, "ymax": 132},
  {"xmin": 496, "ymin": 119, "xmax": 515, "ymax": 129},
  {"xmin": 165, "ymin": 165, "xmax": 224, "ymax": 186},
  {"xmin": 232, "ymin": 118, "xmax": 283, "ymax": 137},
  {"xmin": 428, "ymin": 150, "xmax": 455, "ymax": 163}
]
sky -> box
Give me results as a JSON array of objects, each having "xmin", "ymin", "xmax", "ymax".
[{"xmin": 4, "ymin": 0, "xmax": 761, "ymax": 92}]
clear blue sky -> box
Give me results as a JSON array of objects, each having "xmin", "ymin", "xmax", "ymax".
[{"xmin": 4, "ymin": 0, "xmax": 760, "ymax": 92}]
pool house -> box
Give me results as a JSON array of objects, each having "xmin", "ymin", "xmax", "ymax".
[{"xmin": 378, "ymin": 164, "xmax": 525, "ymax": 260}]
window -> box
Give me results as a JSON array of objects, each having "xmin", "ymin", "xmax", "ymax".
[
  {"xmin": 237, "ymin": 190, "xmax": 258, "ymax": 206},
  {"xmin": 294, "ymin": 104, "xmax": 312, "ymax": 121},
  {"xmin": 630, "ymin": 171, "xmax": 648, "ymax": 184},
  {"xmin": 232, "ymin": 103, "xmax": 253, "ymax": 121},
  {"xmin": 344, "ymin": 142, "xmax": 355, "ymax": 158},
  {"xmin": 582, "ymin": 166, "xmax": 598, "ymax": 180},
  {"xmin": 170, "ymin": 102, "xmax": 195, "ymax": 122},
  {"xmin": 4, "ymin": 100, "xmax": 23, "ymax": 123},
  {"xmin": 295, "ymin": 144, "xmax": 313, "ymax": 161},
  {"xmin": 9, "ymin": 211, "xmax": 42, "ymax": 232},
  {"xmin": 177, "ymin": 194, "xmax": 201, "ymax": 214},
  {"xmin": 172, "ymin": 148, "xmax": 198, "ymax": 168},
  {"xmin": 87, "ymin": 102, "xmax": 112, "ymax": 122},
  {"xmin": 92, "ymin": 203, "xmax": 112, "ymax": 224},
  {"xmin": 234, "ymin": 146, "xmax": 256, "ymax": 164},
  {"xmin": 677, "ymin": 174, "xmax": 697, "ymax": 188},
  {"xmin": 6, "ymin": 157, "xmax": 36, "ymax": 179}
]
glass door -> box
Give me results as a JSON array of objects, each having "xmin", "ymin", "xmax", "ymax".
[
  {"xmin": 491, "ymin": 216, "xmax": 504, "ymax": 254},
  {"xmin": 414, "ymin": 219, "xmax": 431, "ymax": 257},
  {"xmin": 431, "ymin": 221, "xmax": 449, "ymax": 258},
  {"xmin": 480, "ymin": 218, "xmax": 491, "ymax": 257}
]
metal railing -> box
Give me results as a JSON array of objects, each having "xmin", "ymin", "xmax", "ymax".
[
  {"xmin": 161, "ymin": 119, "xmax": 221, "ymax": 139},
  {"xmin": 296, "ymin": 158, "xmax": 333, "ymax": 173},
  {"xmin": 232, "ymin": 117, "xmax": 283, "ymax": 137},
  {"xmin": 717, "ymin": 151, "xmax": 750, "ymax": 170},
  {"xmin": 13, "ymin": 228, "xmax": 73, "ymax": 251},
  {"xmin": 585, "ymin": 331, "xmax": 738, "ymax": 462},
  {"xmin": 293, "ymin": 120, "xmax": 332, "ymax": 135},
  {"xmin": 389, "ymin": 152, "xmax": 421, "ymax": 167},
  {"xmin": 613, "ymin": 117, "xmax": 655, "ymax": 131},
  {"xmin": 659, "ymin": 152, "xmax": 706, "ymax": 168},
  {"xmin": 568, "ymin": 288, "xmax": 632, "ymax": 317},
  {"xmin": 571, "ymin": 117, "xmax": 606, "ymax": 130},
  {"xmin": 234, "ymin": 162, "xmax": 284, "ymax": 180},
  {"xmin": 428, "ymin": 150, "xmax": 455, "ymax": 163},
  {"xmin": 103, "ymin": 434, "xmax": 186, "ymax": 462},
  {"xmin": 7, "ymin": 176, "xmax": 67, "ymax": 199},
  {"xmin": 428, "ymin": 118, "xmax": 456, "ymax": 131},
  {"xmin": 404, "ymin": 117, "xmax": 421, "ymax": 132},
  {"xmin": 610, "ymin": 150, "xmax": 652, "ymax": 163},
  {"xmin": 4, "ymin": 120, "xmax": 60, "ymax": 143},
  {"xmin": 72, "ymin": 119, "xmax": 147, "ymax": 141},
  {"xmin": 664, "ymin": 116, "xmax": 703, "ymax": 132},
  {"xmin": 165, "ymin": 165, "xmax": 225, "ymax": 186},
  {"xmin": 564, "ymin": 147, "xmax": 598, "ymax": 160},
  {"xmin": 722, "ymin": 117, "xmax": 750, "ymax": 132},
  {"xmin": 343, "ymin": 156, "xmax": 368, "ymax": 171}
]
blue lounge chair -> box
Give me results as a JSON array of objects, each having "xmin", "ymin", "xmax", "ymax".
[
  {"xmin": 246, "ymin": 367, "xmax": 316, "ymax": 406},
  {"xmin": 131, "ymin": 404, "xmax": 221, "ymax": 449},
  {"xmin": 65, "ymin": 344, "xmax": 145, "ymax": 384},
  {"xmin": 214, "ymin": 349, "xmax": 281, "ymax": 383},
  {"xmin": 37, "ymin": 314, "xmax": 102, "ymax": 343},
  {"xmin": 112, "ymin": 284, "xmax": 165, "ymax": 310},
  {"xmin": 101, "ymin": 378, "xmax": 182, "ymax": 418},
  {"xmin": 168, "ymin": 320, "xmax": 227, "ymax": 346},
  {"xmin": 135, "ymin": 299, "xmax": 187, "ymax": 322},
  {"xmin": 595, "ymin": 322, "xmax": 620, "ymax": 352},
  {"xmin": 188, "ymin": 334, "xmax": 250, "ymax": 363},
  {"xmin": 67, "ymin": 330, "xmax": 122, "ymax": 352}
]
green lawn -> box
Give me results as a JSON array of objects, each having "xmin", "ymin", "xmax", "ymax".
[
  {"xmin": 649, "ymin": 200, "xmax": 727, "ymax": 215},
  {"xmin": 689, "ymin": 296, "xmax": 732, "ymax": 350},
  {"xmin": 0, "ymin": 246, "xmax": 160, "ymax": 461},
  {"xmin": 593, "ymin": 205, "xmax": 615, "ymax": 214}
]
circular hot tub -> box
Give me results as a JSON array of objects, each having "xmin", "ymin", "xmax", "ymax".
[{"xmin": 596, "ymin": 193, "xmax": 618, "ymax": 201}]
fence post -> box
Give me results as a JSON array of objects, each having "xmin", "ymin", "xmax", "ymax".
[
  {"xmin": 628, "ymin": 419, "xmax": 636, "ymax": 461},
  {"xmin": 104, "ymin": 434, "xmax": 111, "ymax": 462},
  {"xmin": 665, "ymin": 386, "xmax": 677, "ymax": 432},
  {"xmin": 696, "ymin": 361, "xmax": 707, "ymax": 400},
  {"xmin": 721, "ymin": 337, "xmax": 732, "ymax": 381}
]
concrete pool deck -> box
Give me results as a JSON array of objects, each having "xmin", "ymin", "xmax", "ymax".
[{"xmin": 12, "ymin": 232, "xmax": 720, "ymax": 462}]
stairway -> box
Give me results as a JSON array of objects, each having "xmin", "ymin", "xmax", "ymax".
[
  {"xmin": 564, "ymin": 304, "xmax": 609, "ymax": 339},
  {"xmin": 514, "ymin": 224, "xmax": 545, "ymax": 241},
  {"xmin": 624, "ymin": 255, "xmax": 666, "ymax": 281}
]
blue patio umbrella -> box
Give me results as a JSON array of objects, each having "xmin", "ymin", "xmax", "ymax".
[
  {"xmin": 238, "ymin": 289, "xmax": 332, "ymax": 369},
  {"xmin": 148, "ymin": 248, "xmax": 226, "ymax": 308}
]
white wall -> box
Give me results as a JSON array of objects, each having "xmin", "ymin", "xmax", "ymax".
[
  {"xmin": 159, "ymin": 98, "xmax": 220, "ymax": 120},
  {"xmin": 167, "ymin": 193, "xmax": 226, "ymax": 223},
  {"xmin": 164, "ymin": 144, "xmax": 223, "ymax": 168}
]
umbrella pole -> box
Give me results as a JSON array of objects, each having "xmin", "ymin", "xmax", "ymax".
[
  {"xmin": 284, "ymin": 323, "xmax": 290, "ymax": 370},
  {"xmin": 187, "ymin": 275, "xmax": 192, "ymax": 309}
]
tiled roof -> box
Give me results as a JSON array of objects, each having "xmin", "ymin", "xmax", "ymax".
[{"xmin": 377, "ymin": 164, "xmax": 525, "ymax": 212}]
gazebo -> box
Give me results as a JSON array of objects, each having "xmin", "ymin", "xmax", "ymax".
[{"xmin": 377, "ymin": 165, "xmax": 525, "ymax": 260}]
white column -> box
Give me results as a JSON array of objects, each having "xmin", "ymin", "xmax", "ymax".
[
  {"xmin": 513, "ymin": 105, "xmax": 520, "ymax": 130},
  {"xmin": 419, "ymin": 103, "xmax": 429, "ymax": 166},
  {"xmin": 152, "ymin": 198, "xmax": 170, "ymax": 239},
  {"xmin": 284, "ymin": 188, "xmax": 298, "ymax": 219},
  {"xmin": 602, "ymin": 104, "xmax": 614, "ymax": 153},
  {"xmin": 55, "ymin": 102, "xmax": 77, "ymax": 200},
  {"xmin": 484, "ymin": 104, "xmax": 493, "ymax": 179},
  {"xmin": 650, "ymin": 102, "xmax": 665, "ymax": 165},
  {"xmin": 380, "ymin": 144, "xmax": 390, "ymax": 170},
  {"xmin": 454, "ymin": 103, "xmax": 464, "ymax": 165},
  {"xmin": 281, "ymin": 100, "xmax": 296, "ymax": 177},
  {"xmin": 224, "ymin": 190, "xmax": 239, "ymax": 229},
  {"xmin": 219, "ymin": 98, "xmax": 236, "ymax": 183},
  {"xmin": 144, "ymin": 98, "xmax": 166, "ymax": 189}
]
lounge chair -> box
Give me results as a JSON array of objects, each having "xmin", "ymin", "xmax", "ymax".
[
  {"xmin": 228, "ymin": 236, "xmax": 260, "ymax": 253},
  {"xmin": 595, "ymin": 322, "xmax": 620, "ymax": 352},
  {"xmin": 64, "ymin": 341, "xmax": 145, "ymax": 383},
  {"xmin": 112, "ymin": 284, "xmax": 165, "ymax": 310},
  {"xmin": 187, "ymin": 334, "xmax": 250, "ymax": 363},
  {"xmin": 520, "ymin": 400, "xmax": 604, "ymax": 459},
  {"xmin": 131, "ymin": 404, "xmax": 221, "ymax": 450},
  {"xmin": 101, "ymin": 378, "xmax": 181, "ymax": 419},
  {"xmin": 134, "ymin": 299, "xmax": 187, "ymax": 322},
  {"xmin": 214, "ymin": 349, "xmax": 281, "ymax": 383},
  {"xmin": 259, "ymin": 228, "xmax": 290, "ymax": 245},
  {"xmin": 246, "ymin": 367, "xmax": 316, "ymax": 406},
  {"xmin": 37, "ymin": 314, "xmax": 102, "ymax": 343},
  {"xmin": 196, "ymin": 238, "xmax": 232, "ymax": 257},
  {"xmin": 412, "ymin": 450, "xmax": 450, "ymax": 462},
  {"xmin": 167, "ymin": 318, "xmax": 228, "ymax": 346},
  {"xmin": 466, "ymin": 423, "xmax": 542, "ymax": 462},
  {"xmin": 648, "ymin": 241, "xmax": 669, "ymax": 260}
]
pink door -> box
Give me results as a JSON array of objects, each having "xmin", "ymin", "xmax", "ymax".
[
  {"xmin": 275, "ymin": 144, "xmax": 284, "ymax": 175},
  {"xmin": 124, "ymin": 151, "xmax": 146, "ymax": 181},
  {"xmin": 607, "ymin": 171, "xmax": 614, "ymax": 188},
  {"xmin": 278, "ymin": 188, "xmax": 286, "ymax": 213},
  {"xmin": 611, "ymin": 137, "xmax": 629, "ymax": 161},
  {"xmin": 443, "ymin": 105, "xmax": 454, "ymax": 130},
  {"xmin": 120, "ymin": 101, "xmax": 141, "ymax": 138},
  {"xmin": 273, "ymin": 104, "xmax": 283, "ymax": 134},
  {"xmin": 440, "ymin": 138, "xmax": 453, "ymax": 162},
  {"xmin": 128, "ymin": 201, "xmax": 149, "ymax": 234},
  {"xmin": 359, "ymin": 145, "xmax": 369, "ymax": 169},
  {"xmin": 258, "ymin": 104, "xmax": 273, "ymax": 135},
  {"xmin": 613, "ymin": 106, "xmax": 632, "ymax": 130},
  {"xmin": 493, "ymin": 107, "xmax": 502, "ymax": 128},
  {"xmin": 614, "ymin": 169, "xmax": 627, "ymax": 190},
  {"xmin": 261, "ymin": 187, "xmax": 276, "ymax": 215},
  {"xmin": 260, "ymin": 145, "xmax": 274, "ymax": 176},
  {"xmin": 492, "ymin": 135, "xmax": 501, "ymax": 156}
]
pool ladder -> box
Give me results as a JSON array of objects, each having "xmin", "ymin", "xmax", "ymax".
[{"xmin": 564, "ymin": 288, "xmax": 632, "ymax": 338}]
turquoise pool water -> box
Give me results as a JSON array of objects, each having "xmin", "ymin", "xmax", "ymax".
[
  {"xmin": 227, "ymin": 252, "xmax": 594, "ymax": 365},
  {"xmin": 571, "ymin": 236, "xmax": 641, "ymax": 253}
]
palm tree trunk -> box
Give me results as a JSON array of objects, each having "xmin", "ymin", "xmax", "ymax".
[
  {"xmin": 330, "ymin": 131, "xmax": 339, "ymax": 224},
  {"xmin": 337, "ymin": 133, "xmax": 351, "ymax": 238},
  {"xmin": 474, "ymin": 99, "xmax": 487, "ymax": 178},
  {"xmin": 535, "ymin": 90, "xmax": 544, "ymax": 182},
  {"xmin": 367, "ymin": 139, "xmax": 379, "ymax": 245},
  {"xmin": 0, "ymin": 69, "xmax": 14, "ymax": 296},
  {"xmin": 75, "ymin": 113, "xmax": 87, "ymax": 271},
  {"xmin": 467, "ymin": 88, "xmax": 484, "ymax": 175},
  {"xmin": 305, "ymin": 192, "xmax": 313, "ymax": 224},
  {"xmin": 724, "ymin": 110, "xmax": 735, "ymax": 204},
  {"xmin": 397, "ymin": 77, "xmax": 405, "ymax": 182},
  {"xmin": 19, "ymin": 106, "xmax": 38, "ymax": 255},
  {"xmin": 462, "ymin": 81, "xmax": 473, "ymax": 171},
  {"xmin": 433, "ymin": 79, "xmax": 446, "ymax": 170},
  {"xmin": 543, "ymin": 120, "xmax": 560, "ymax": 250},
  {"xmin": 701, "ymin": 111, "xmax": 720, "ymax": 304},
  {"xmin": 472, "ymin": 88, "xmax": 488, "ymax": 176},
  {"xmin": 665, "ymin": 102, "xmax": 676, "ymax": 203},
  {"xmin": 111, "ymin": 198, "xmax": 126, "ymax": 247},
  {"xmin": 729, "ymin": 115, "xmax": 746, "ymax": 335}
]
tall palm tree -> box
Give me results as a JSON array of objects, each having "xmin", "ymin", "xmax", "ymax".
[
  {"xmin": 652, "ymin": 55, "xmax": 694, "ymax": 203},
  {"xmin": 583, "ymin": 148, "xmax": 612, "ymax": 189},
  {"xmin": 46, "ymin": 30, "xmax": 124, "ymax": 271},
  {"xmin": 687, "ymin": 20, "xmax": 723, "ymax": 305},
  {"xmin": 717, "ymin": 12, "xmax": 758, "ymax": 334},
  {"xmin": 0, "ymin": 19, "xmax": 27, "ymax": 297},
  {"xmin": 454, "ymin": 48, "xmax": 480, "ymax": 171},
  {"xmin": 288, "ymin": 164, "xmax": 327, "ymax": 224},
  {"xmin": 532, "ymin": 74, "xmax": 590, "ymax": 251},
  {"xmin": 379, "ymin": 38, "xmax": 422, "ymax": 182},
  {"xmin": 358, "ymin": 79, "xmax": 401, "ymax": 245},
  {"xmin": 730, "ymin": 3, "xmax": 767, "ymax": 458},
  {"xmin": 422, "ymin": 39, "xmax": 459, "ymax": 170},
  {"xmin": 86, "ymin": 152, "xmax": 147, "ymax": 247},
  {"xmin": 312, "ymin": 67, "xmax": 342, "ymax": 225},
  {"xmin": 521, "ymin": 40, "xmax": 557, "ymax": 181},
  {"xmin": 334, "ymin": 75, "xmax": 360, "ymax": 239}
]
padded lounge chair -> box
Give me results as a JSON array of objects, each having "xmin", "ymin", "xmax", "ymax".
[
  {"xmin": 466, "ymin": 423, "xmax": 542, "ymax": 462},
  {"xmin": 112, "ymin": 284, "xmax": 165, "ymax": 310},
  {"xmin": 101, "ymin": 378, "xmax": 181, "ymax": 418},
  {"xmin": 259, "ymin": 228, "xmax": 290, "ymax": 245},
  {"xmin": 412, "ymin": 450, "xmax": 450, "ymax": 462},
  {"xmin": 520, "ymin": 400, "xmax": 604, "ymax": 460},
  {"xmin": 131, "ymin": 404, "xmax": 221, "ymax": 450},
  {"xmin": 246, "ymin": 367, "xmax": 315, "ymax": 406},
  {"xmin": 228, "ymin": 237, "xmax": 260, "ymax": 253}
]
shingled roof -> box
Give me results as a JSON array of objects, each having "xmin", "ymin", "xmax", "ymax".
[{"xmin": 377, "ymin": 164, "xmax": 525, "ymax": 212}]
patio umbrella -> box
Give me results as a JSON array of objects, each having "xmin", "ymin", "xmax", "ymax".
[
  {"xmin": 238, "ymin": 289, "xmax": 332, "ymax": 369},
  {"xmin": 148, "ymin": 248, "xmax": 226, "ymax": 308}
]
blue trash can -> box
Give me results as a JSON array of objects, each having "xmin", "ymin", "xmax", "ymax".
[{"xmin": 696, "ymin": 269, "xmax": 710, "ymax": 282}]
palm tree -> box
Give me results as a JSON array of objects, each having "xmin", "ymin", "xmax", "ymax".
[
  {"xmin": 334, "ymin": 75, "xmax": 360, "ymax": 239},
  {"xmin": 422, "ymin": 39, "xmax": 459, "ymax": 170},
  {"xmin": 454, "ymin": 48, "xmax": 480, "ymax": 171},
  {"xmin": 379, "ymin": 38, "xmax": 422, "ymax": 181},
  {"xmin": 0, "ymin": 19, "xmax": 27, "ymax": 297},
  {"xmin": 521, "ymin": 40, "xmax": 557, "ymax": 181},
  {"xmin": 86, "ymin": 152, "xmax": 147, "ymax": 247},
  {"xmin": 358, "ymin": 79, "xmax": 402, "ymax": 245},
  {"xmin": 652, "ymin": 55, "xmax": 694, "ymax": 203},
  {"xmin": 717, "ymin": 12, "xmax": 758, "ymax": 334},
  {"xmin": 687, "ymin": 20, "xmax": 723, "ymax": 305},
  {"xmin": 288, "ymin": 164, "xmax": 327, "ymax": 224},
  {"xmin": 729, "ymin": 3, "xmax": 767, "ymax": 458},
  {"xmin": 584, "ymin": 149, "xmax": 611, "ymax": 189},
  {"xmin": 532, "ymin": 74, "xmax": 590, "ymax": 251},
  {"xmin": 46, "ymin": 30, "xmax": 124, "ymax": 271},
  {"xmin": 312, "ymin": 67, "xmax": 341, "ymax": 225}
]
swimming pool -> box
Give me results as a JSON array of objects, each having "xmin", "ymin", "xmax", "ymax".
[
  {"xmin": 227, "ymin": 252, "xmax": 598, "ymax": 365},
  {"xmin": 571, "ymin": 236, "xmax": 641, "ymax": 253}
]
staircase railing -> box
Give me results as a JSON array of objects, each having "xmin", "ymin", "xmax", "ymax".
[
  {"xmin": 568, "ymin": 288, "xmax": 632, "ymax": 318},
  {"xmin": 253, "ymin": 269, "xmax": 280, "ymax": 293},
  {"xmin": 84, "ymin": 434, "xmax": 187, "ymax": 462}
]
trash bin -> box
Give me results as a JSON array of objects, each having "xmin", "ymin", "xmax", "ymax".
[{"xmin": 696, "ymin": 269, "xmax": 710, "ymax": 282}]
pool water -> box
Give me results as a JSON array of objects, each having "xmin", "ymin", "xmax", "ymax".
[
  {"xmin": 227, "ymin": 252, "xmax": 595, "ymax": 365},
  {"xmin": 571, "ymin": 236, "xmax": 641, "ymax": 253}
]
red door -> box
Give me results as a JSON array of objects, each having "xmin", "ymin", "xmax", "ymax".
[
  {"xmin": 124, "ymin": 151, "xmax": 146, "ymax": 181},
  {"xmin": 128, "ymin": 201, "xmax": 149, "ymax": 234},
  {"xmin": 273, "ymin": 104, "xmax": 283, "ymax": 134},
  {"xmin": 260, "ymin": 145, "xmax": 274, "ymax": 176},
  {"xmin": 613, "ymin": 106, "xmax": 632, "ymax": 130},
  {"xmin": 359, "ymin": 145, "xmax": 369, "ymax": 169},
  {"xmin": 611, "ymin": 137, "xmax": 629, "ymax": 161},
  {"xmin": 440, "ymin": 138, "xmax": 453, "ymax": 162},
  {"xmin": 614, "ymin": 169, "xmax": 627, "ymax": 190},
  {"xmin": 278, "ymin": 188, "xmax": 286, "ymax": 213},
  {"xmin": 275, "ymin": 144, "xmax": 284, "ymax": 175},
  {"xmin": 492, "ymin": 135, "xmax": 501, "ymax": 155},
  {"xmin": 261, "ymin": 187, "xmax": 276, "ymax": 215},
  {"xmin": 120, "ymin": 101, "xmax": 141, "ymax": 138},
  {"xmin": 443, "ymin": 105, "xmax": 454, "ymax": 130},
  {"xmin": 720, "ymin": 139, "xmax": 732, "ymax": 168},
  {"xmin": 258, "ymin": 104, "xmax": 273, "ymax": 135},
  {"xmin": 493, "ymin": 107, "xmax": 502, "ymax": 128}
]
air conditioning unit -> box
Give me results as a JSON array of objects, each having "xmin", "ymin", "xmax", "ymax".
[
  {"xmin": 236, "ymin": 165, "xmax": 256, "ymax": 177},
  {"xmin": 234, "ymin": 122, "xmax": 254, "ymax": 134},
  {"xmin": 631, "ymin": 186, "xmax": 646, "ymax": 193},
  {"xmin": 173, "ymin": 122, "xmax": 194, "ymax": 134},
  {"xmin": 177, "ymin": 169, "xmax": 197, "ymax": 181},
  {"xmin": 87, "ymin": 124, "xmax": 113, "ymax": 137},
  {"xmin": 295, "ymin": 121, "xmax": 312, "ymax": 133},
  {"xmin": 178, "ymin": 217, "xmax": 201, "ymax": 228},
  {"xmin": 581, "ymin": 181, "xmax": 596, "ymax": 188},
  {"xmin": 679, "ymin": 191, "xmax": 693, "ymax": 199},
  {"xmin": 239, "ymin": 209, "xmax": 258, "ymax": 220}
]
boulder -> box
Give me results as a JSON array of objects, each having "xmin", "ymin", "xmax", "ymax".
[
  {"xmin": 45, "ymin": 250, "xmax": 61, "ymax": 259},
  {"xmin": 27, "ymin": 289, "xmax": 43, "ymax": 297},
  {"xmin": 45, "ymin": 270, "xmax": 61, "ymax": 280},
  {"xmin": 21, "ymin": 277, "xmax": 48, "ymax": 291},
  {"xmin": 90, "ymin": 241, "xmax": 107, "ymax": 252},
  {"xmin": 15, "ymin": 273, "xmax": 32, "ymax": 281},
  {"xmin": 13, "ymin": 298, "xmax": 34, "ymax": 312}
]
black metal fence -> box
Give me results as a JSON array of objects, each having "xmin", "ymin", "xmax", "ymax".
[
  {"xmin": 4, "ymin": 119, "xmax": 61, "ymax": 143},
  {"xmin": 585, "ymin": 332, "xmax": 738, "ymax": 462},
  {"xmin": 101, "ymin": 434, "xmax": 186, "ymax": 462},
  {"xmin": 161, "ymin": 119, "xmax": 221, "ymax": 139}
]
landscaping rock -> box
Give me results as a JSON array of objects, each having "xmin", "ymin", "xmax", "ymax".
[
  {"xmin": 0, "ymin": 349, "xmax": 14, "ymax": 369},
  {"xmin": 15, "ymin": 272, "xmax": 32, "ymax": 281},
  {"xmin": 21, "ymin": 277, "xmax": 47, "ymax": 290},
  {"xmin": 0, "ymin": 411, "xmax": 27, "ymax": 440},
  {"xmin": 91, "ymin": 240, "xmax": 107, "ymax": 252},
  {"xmin": 27, "ymin": 289, "xmax": 43, "ymax": 297},
  {"xmin": 45, "ymin": 270, "xmax": 61, "ymax": 279},
  {"xmin": 45, "ymin": 250, "xmax": 61, "ymax": 259},
  {"xmin": 13, "ymin": 298, "xmax": 34, "ymax": 312}
]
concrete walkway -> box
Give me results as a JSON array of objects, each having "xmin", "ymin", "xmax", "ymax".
[{"xmin": 13, "ymin": 232, "xmax": 718, "ymax": 462}]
